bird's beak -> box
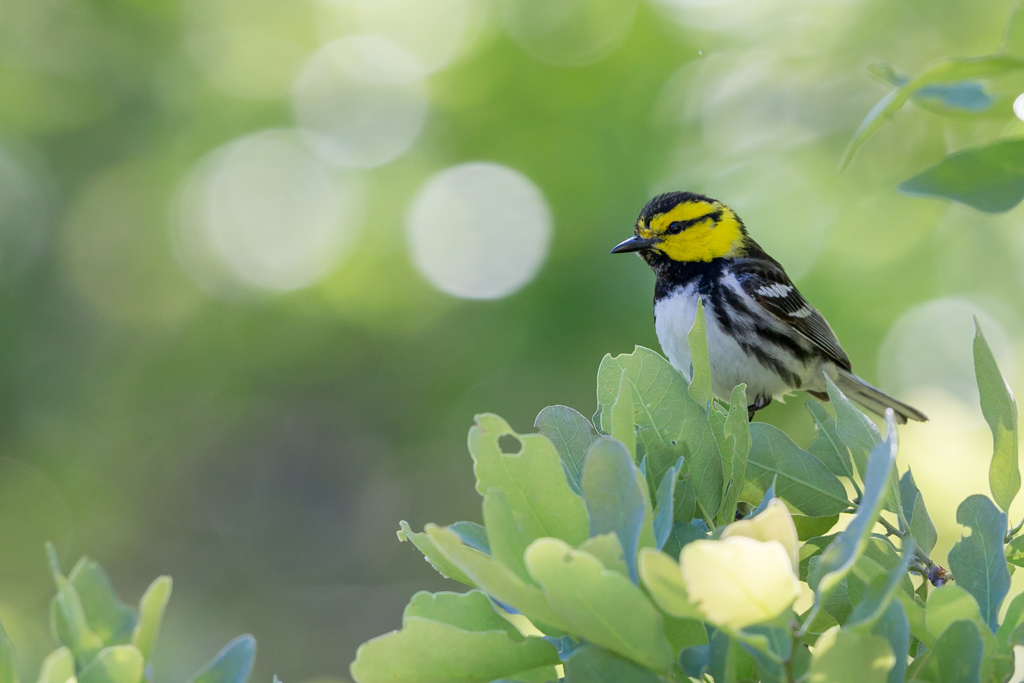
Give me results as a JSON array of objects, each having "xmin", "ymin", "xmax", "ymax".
[{"xmin": 610, "ymin": 235, "xmax": 657, "ymax": 254}]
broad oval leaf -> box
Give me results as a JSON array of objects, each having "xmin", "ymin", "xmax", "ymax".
[
  {"xmin": 807, "ymin": 627, "xmax": 894, "ymax": 683},
  {"xmin": 534, "ymin": 406, "xmax": 598, "ymax": 495},
  {"xmin": 350, "ymin": 617, "xmax": 558, "ymax": 683},
  {"xmin": 947, "ymin": 494, "xmax": 1010, "ymax": 632},
  {"xmin": 898, "ymin": 470, "xmax": 937, "ymax": 555},
  {"xmin": 470, "ymin": 414, "xmax": 589, "ymax": 546},
  {"xmin": 563, "ymin": 644, "xmax": 661, "ymax": 683},
  {"xmin": 582, "ymin": 437, "xmax": 647, "ymax": 582},
  {"xmin": 402, "ymin": 590, "xmax": 522, "ymax": 639},
  {"xmin": 680, "ymin": 537, "xmax": 800, "ymax": 630},
  {"xmin": 37, "ymin": 648, "xmax": 74, "ymax": 683},
  {"xmin": 525, "ymin": 539, "xmax": 674, "ymax": 672},
  {"xmin": 899, "ymin": 139, "xmax": 1024, "ymax": 213},
  {"xmin": 637, "ymin": 548, "xmax": 702, "ymax": 620},
  {"xmin": 746, "ymin": 423, "xmax": 850, "ymax": 516}
]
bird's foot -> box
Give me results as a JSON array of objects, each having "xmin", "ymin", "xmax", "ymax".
[{"xmin": 747, "ymin": 395, "xmax": 772, "ymax": 422}]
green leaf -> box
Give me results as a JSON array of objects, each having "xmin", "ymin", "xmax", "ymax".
[
  {"xmin": 451, "ymin": 522, "xmax": 489, "ymax": 554},
  {"xmin": 974, "ymin": 320, "xmax": 1019, "ymax": 511},
  {"xmin": 350, "ymin": 618, "xmax": 558, "ymax": 683},
  {"xmin": 653, "ymin": 458, "xmax": 683, "ymax": 550},
  {"xmin": 898, "ymin": 470, "xmax": 937, "ymax": 555},
  {"xmin": 793, "ymin": 515, "xmax": 839, "ymax": 541},
  {"xmin": 637, "ymin": 548, "xmax": 702, "ymax": 620},
  {"xmin": 825, "ymin": 375, "xmax": 881, "ymax": 483},
  {"xmin": 402, "ymin": 591, "xmax": 523, "ymax": 640},
  {"xmin": 563, "ymin": 645, "xmax": 661, "ymax": 683},
  {"xmin": 398, "ymin": 521, "xmax": 474, "ymax": 586},
  {"xmin": 925, "ymin": 584, "xmax": 987, "ymax": 640},
  {"xmin": 78, "ymin": 646, "xmax": 144, "ymax": 683},
  {"xmin": 534, "ymin": 406, "xmax": 598, "ymax": 496},
  {"xmin": 866, "ymin": 63, "xmax": 994, "ymax": 113},
  {"xmin": 870, "ymin": 601, "xmax": 910, "ymax": 683},
  {"xmin": 595, "ymin": 347, "xmax": 723, "ymax": 516},
  {"xmin": 843, "ymin": 55, "xmax": 1024, "ymax": 167},
  {"xmin": 917, "ymin": 620, "xmax": 984, "ymax": 683},
  {"xmin": 807, "ymin": 628, "xmax": 894, "ymax": 683},
  {"xmin": 187, "ymin": 635, "xmax": 256, "ymax": 683},
  {"xmin": 427, "ymin": 526, "xmax": 568, "ymax": 632},
  {"xmin": 525, "ymin": 539, "xmax": 674, "ymax": 672},
  {"xmin": 470, "ymin": 414, "xmax": 589, "ymax": 546},
  {"xmin": 812, "ymin": 415, "xmax": 896, "ymax": 621},
  {"xmin": 583, "ymin": 437, "xmax": 646, "ymax": 582},
  {"xmin": 609, "ymin": 371, "xmax": 637, "ymax": 461},
  {"xmin": 805, "ymin": 401, "xmax": 854, "ymax": 481},
  {"xmin": 661, "ymin": 520, "xmax": 706, "ymax": 557},
  {"xmin": 746, "ymin": 424, "xmax": 850, "ymax": 516},
  {"xmin": 687, "ymin": 299, "xmax": 712, "ymax": 408},
  {"xmin": 37, "ymin": 648, "xmax": 74, "ymax": 683},
  {"xmin": 482, "ymin": 490, "xmax": 531, "ymax": 583},
  {"xmin": 131, "ymin": 576, "xmax": 170, "ymax": 662},
  {"xmin": 0, "ymin": 620, "xmax": 15, "ymax": 683},
  {"xmin": 997, "ymin": 590, "xmax": 1024, "ymax": 649},
  {"xmin": 64, "ymin": 559, "xmax": 137, "ymax": 647},
  {"xmin": 46, "ymin": 545, "xmax": 105, "ymax": 668},
  {"xmin": 579, "ymin": 533, "xmax": 629, "ymax": 577},
  {"xmin": 718, "ymin": 384, "xmax": 750, "ymax": 526},
  {"xmin": 947, "ymin": 494, "xmax": 1010, "ymax": 631},
  {"xmin": 846, "ymin": 539, "xmax": 915, "ymax": 628},
  {"xmin": 900, "ymin": 139, "xmax": 1024, "ymax": 213}
]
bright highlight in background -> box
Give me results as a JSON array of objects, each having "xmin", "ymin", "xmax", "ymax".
[
  {"xmin": 174, "ymin": 130, "xmax": 363, "ymax": 294},
  {"xmin": 500, "ymin": 0, "xmax": 638, "ymax": 66},
  {"xmin": 293, "ymin": 36, "xmax": 428, "ymax": 168},
  {"xmin": 1015, "ymin": 93, "xmax": 1024, "ymax": 122},
  {"xmin": 407, "ymin": 162, "xmax": 552, "ymax": 300}
]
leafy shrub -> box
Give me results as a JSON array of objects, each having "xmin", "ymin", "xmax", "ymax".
[
  {"xmin": 351, "ymin": 307, "xmax": 1022, "ymax": 682},
  {"xmin": 0, "ymin": 545, "xmax": 257, "ymax": 683}
]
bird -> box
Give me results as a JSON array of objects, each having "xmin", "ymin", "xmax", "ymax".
[{"xmin": 611, "ymin": 191, "xmax": 927, "ymax": 424}]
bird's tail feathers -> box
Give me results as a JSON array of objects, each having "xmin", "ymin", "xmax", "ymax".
[{"xmin": 833, "ymin": 370, "xmax": 928, "ymax": 424}]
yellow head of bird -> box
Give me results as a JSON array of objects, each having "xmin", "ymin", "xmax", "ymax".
[{"xmin": 611, "ymin": 192, "xmax": 747, "ymax": 263}]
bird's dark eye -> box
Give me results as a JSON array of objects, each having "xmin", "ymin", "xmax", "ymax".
[{"xmin": 666, "ymin": 221, "xmax": 684, "ymax": 235}]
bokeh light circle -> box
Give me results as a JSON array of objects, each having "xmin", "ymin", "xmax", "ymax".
[
  {"xmin": 878, "ymin": 298, "xmax": 1014, "ymax": 406},
  {"xmin": 500, "ymin": 0, "xmax": 638, "ymax": 66},
  {"xmin": 174, "ymin": 130, "xmax": 363, "ymax": 294},
  {"xmin": 1014, "ymin": 93, "xmax": 1024, "ymax": 122},
  {"xmin": 292, "ymin": 36, "xmax": 428, "ymax": 168},
  {"xmin": 407, "ymin": 162, "xmax": 552, "ymax": 299}
]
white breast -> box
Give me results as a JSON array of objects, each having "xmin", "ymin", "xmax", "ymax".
[{"xmin": 653, "ymin": 285, "xmax": 792, "ymax": 403}]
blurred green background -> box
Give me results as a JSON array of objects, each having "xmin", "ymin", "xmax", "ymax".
[{"xmin": 1, "ymin": 0, "xmax": 1024, "ymax": 680}]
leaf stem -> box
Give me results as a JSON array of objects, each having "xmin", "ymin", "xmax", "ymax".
[
  {"xmin": 1006, "ymin": 514, "xmax": 1024, "ymax": 543},
  {"xmin": 877, "ymin": 515, "xmax": 937, "ymax": 570}
]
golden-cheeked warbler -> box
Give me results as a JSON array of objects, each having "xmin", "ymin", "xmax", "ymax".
[{"xmin": 612, "ymin": 191, "xmax": 928, "ymax": 424}]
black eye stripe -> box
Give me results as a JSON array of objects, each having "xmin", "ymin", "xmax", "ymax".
[{"xmin": 665, "ymin": 209, "xmax": 722, "ymax": 234}]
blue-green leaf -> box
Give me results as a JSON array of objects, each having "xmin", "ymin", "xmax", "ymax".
[
  {"xmin": 583, "ymin": 438, "xmax": 647, "ymax": 582},
  {"xmin": 187, "ymin": 635, "xmax": 256, "ymax": 683},
  {"xmin": 718, "ymin": 384, "xmax": 750, "ymax": 526},
  {"xmin": 653, "ymin": 458, "xmax": 683, "ymax": 550},
  {"xmin": 947, "ymin": 494, "xmax": 1010, "ymax": 631},
  {"xmin": 563, "ymin": 645, "xmax": 660, "ymax": 683},
  {"xmin": 898, "ymin": 470, "xmax": 937, "ymax": 555},
  {"xmin": 974, "ymin": 320, "xmax": 1019, "ymax": 512},
  {"xmin": 870, "ymin": 600, "xmax": 910, "ymax": 683},
  {"xmin": 534, "ymin": 406, "xmax": 599, "ymax": 495},
  {"xmin": 806, "ymin": 401, "xmax": 854, "ymax": 481},
  {"xmin": 899, "ymin": 139, "xmax": 1024, "ymax": 213},
  {"xmin": 747, "ymin": 424, "xmax": 850, "ymax": 517},
  {"xmin": 811, "ymin": 414, "xmax": 897, "ymax": 621},
  {"xmin": 847, "ymin": 539, "xmax": 915, "ymax": 629},
  {"xmin": 825, "ymin": 375, "xmax": 881, "ymax": 482}
]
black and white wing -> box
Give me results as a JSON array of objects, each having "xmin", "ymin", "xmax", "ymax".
[{"xmin": 732, "ymin": 257, "xmax": 852, "ymax": 371}]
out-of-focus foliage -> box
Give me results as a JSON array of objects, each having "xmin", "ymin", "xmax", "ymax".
[
  {"xmin": 2, "ymin": 0, "xmax": 1024, "ymax": 681},
  {"xmin": 0, "ymin": 548, "xmax": 255, "ymax": 683},
  {"xmin": 354, "ymin": 321, "xmax": 1022, "ymax": 682}
]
